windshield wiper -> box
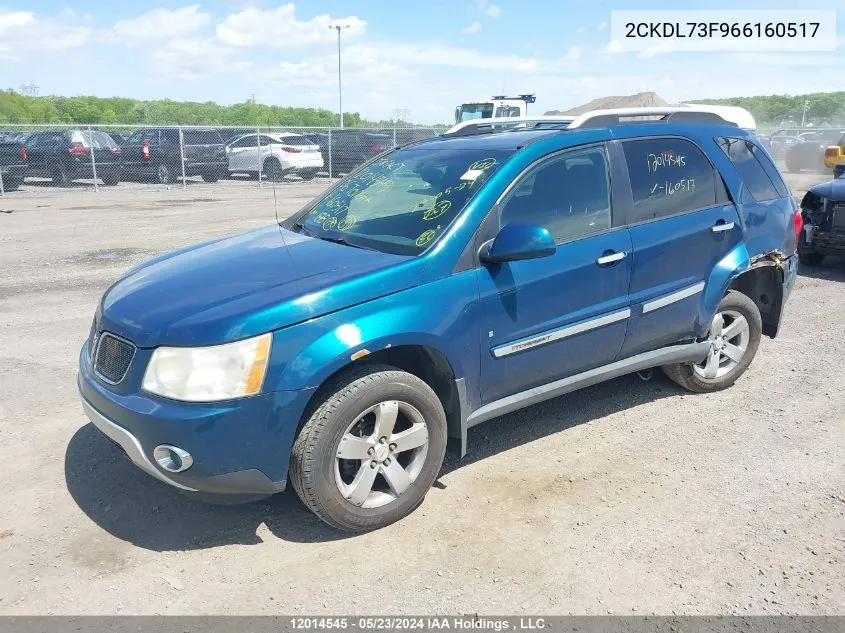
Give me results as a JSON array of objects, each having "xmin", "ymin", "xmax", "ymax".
[{"xmin": 318, "ymin": 235, "xmax": 378, "ymax": 251}]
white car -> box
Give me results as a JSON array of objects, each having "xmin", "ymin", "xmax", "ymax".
[{"xmin": 225, "ymin": 133, "xmax": 324, "ymax": 181}]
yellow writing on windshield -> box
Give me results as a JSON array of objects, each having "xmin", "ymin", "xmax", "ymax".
[{"xmin": 423, "ymin": 200, "xmax": 451, "ymax": 221}]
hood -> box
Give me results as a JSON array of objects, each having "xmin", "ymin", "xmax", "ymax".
[
  {"xmin": 809, "ymin": 178, "xmax": 845, "ymax": 203},
  {"xmin": 98, "ymin": 226, "xmax": 416, "ymax": 347}
]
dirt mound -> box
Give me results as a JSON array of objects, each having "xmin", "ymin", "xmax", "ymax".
[{"xmin": 545, "ymin": 91, "xmax": 669, "ymax": 116}]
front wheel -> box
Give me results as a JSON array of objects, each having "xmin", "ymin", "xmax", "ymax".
[
  {"xmin": 201, "ymin": 172, "xmax": 220, "ymax": 183},
  {"xmin": 290, "ymin": 365, "xmax": 447, "ymax": 532},
  {"xmin": 2, "ymin": 176, "xmax": 23, "ymax": 191},
  {"xmin": 662, "ymin": 290, "xmax": 762, "ymax": 393},
  {"xmin": 799, "ymin": 251, "xmax": 825, "ymax": 266},
  {"xmin": 299, "ymin": 169, "xmax": 318, "ymax": 181},
  {"xmin": 263, "ymin": 158, "xmax": 284, "ymax": 182},
  {"xmin": 51, "ymin": 163, "xmax": 71, "ymax": 187}
]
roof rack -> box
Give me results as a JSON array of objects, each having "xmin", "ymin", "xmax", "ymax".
[
  {"xmin": 443, "ymin": 115, "xmax": 576, "ymax": 137},
  {"xmin": 568, "ymin": 105, "xmax": 756, "ymax": 130}
]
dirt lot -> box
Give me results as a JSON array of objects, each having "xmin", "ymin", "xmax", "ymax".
[{"xmin": 0, "ymin": 173, "xmax": 842, "ymax": 615}]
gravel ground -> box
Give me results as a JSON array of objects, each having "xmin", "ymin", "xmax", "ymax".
[{"xmin": 0, "ymin": 173, "xmax": 842, "ymax": 615}]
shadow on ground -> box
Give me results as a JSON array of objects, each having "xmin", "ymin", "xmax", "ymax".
[
  {"xmin": 797, "ymin": 257, "xmax": 845, "ymax": 281},
  {"xmin": 66, "ymin": 371, "xmax": 683, "ymax": 550}
]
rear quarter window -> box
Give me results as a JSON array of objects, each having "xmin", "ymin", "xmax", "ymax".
[
  {"xmin": 717, "ymin": 137, "xmax": 781, "ymax": 202},
  {"xmin": 622, "ymin": 137, "xmax": 717, "ymax": 223}
]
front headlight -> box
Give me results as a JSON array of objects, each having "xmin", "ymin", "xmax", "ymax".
[{"xmin": 142, "ymin": 333, "xmax": 272, "ymax": 402}]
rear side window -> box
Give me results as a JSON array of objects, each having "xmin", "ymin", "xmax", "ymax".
[
  {"xmin": 717, "ymin": 137, "xmax": 780, "ymax": 201},
  {"xmin": 274, "ymin": 135, "xmax": 314, "ymax": 147},
  {"xmin": 183, "ymin": 130, "xmax": 223, "ymax": 145},
  {"xmin": 622, "ymin": 137, "xmax": 717, "ymax": 222}
]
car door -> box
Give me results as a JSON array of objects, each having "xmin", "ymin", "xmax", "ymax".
[
  {"xmin": 477, "ymin": 144, "xmax": 633, "ymax": 404},
  {"xmin": 23, "ymin": 133, "xmax": 47, "ymax": 176},
  {"xmin": 615, "ymin": 136, "xmax": 743, "ymax": 358},
  {"xmin": 227, "ymin": 135, "xmax": 257, "ymax": 172}
]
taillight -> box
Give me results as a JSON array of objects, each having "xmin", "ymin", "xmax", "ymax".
[
  {"xmin": 111, "ymin": 147, "xmax": 121, "ymax": 155},
  {"xmin": 793, "ymin": 208, "xmax": 804, "ymax": 243},
  {"xmin": 281, "ymin": 147, "xmax": 302, "ymax": 153},
  {"xmin": 824, "ymin": 146, "xmax": 840, "ymax": 159},
  {"xmin": 142, "ymin": 139, "xmax": 150, "ymax": 159},
  {"xmin": 20, "ymin": 147, "xmax": 27, "ymax": 161},
  {"xmin": 68, "ymin": 144, "xmax": 89, "ymax": 155},
  {"xmin": 371, "ymin": 145, "xmax": 385, "ymax": 152}
]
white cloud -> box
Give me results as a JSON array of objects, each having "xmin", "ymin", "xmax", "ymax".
[
  {"xmin": 563, "ymin": 45, "xmax": 582, "ymax": 62},
  {"xmin": 602, "ymin": 40, "xmax": 625, "ymax": 54},
  {"xmin": 464, "ymin": 21, "xmax": 482, "ymax": 34},
  {"xmin": 150, "ymin": 37, "xmax": 251, "ymax": 80},
  {"xmin": 0, "ymin": 10, "xmax": 90, "ymax": 60},
  {"xmin": 373, "ymin": 42, "xmax": 537, "ymax": 72},
  {"xmin": 485, "ymin": 4, "xmax": 502, "ymax": 18},
  {"xmin": 266, "ymin": 45, "xmax": 410, "ymax": 89},
  {"xmin": 217, "ymin": 4, "xmax": 366, "ymax": 48},
  {"xmin": 104, "ymin": 4, "xmax": 211, "ymax": 45}
]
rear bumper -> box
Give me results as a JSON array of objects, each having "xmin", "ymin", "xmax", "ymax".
[{"xmin": 0, "ymin": 165, "xmax": 27, "ymax": 179}]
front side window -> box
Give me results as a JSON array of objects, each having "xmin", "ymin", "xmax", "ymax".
[
  {"xmin": 292, "ymin": 148, "xmax": 514, "ymax": 255},
  {"xmin": 499, "ymin": 146, "xmax": 612, "ymax": 243},
  {"xmin": 622, "ymin": 137, "xmax": 717, "ymax": 223},
  {"xmin": 231, "ymin": 135, "xmax": 258, "ymax": 148}
]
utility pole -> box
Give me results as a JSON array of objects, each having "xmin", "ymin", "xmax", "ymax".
[
  {"xmin": 801, "ymin": 99, "xmax": 810, "ymax": 128},
  {"xmin": 329, "ymin": 24, "xmax": 350, "ymax": 128}
]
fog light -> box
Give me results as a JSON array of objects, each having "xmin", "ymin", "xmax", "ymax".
[{"xmin": 153, "ymin": 445, "xmax": 193, "ymax": 473}]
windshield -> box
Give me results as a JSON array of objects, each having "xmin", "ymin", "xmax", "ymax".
[
  {"xmin": 457, "ymin": 104, "xmax": 494, "ymax": 122},
  {"xmin": 292, "ymin": 147, "xmax": 513, "ymax": 255}
]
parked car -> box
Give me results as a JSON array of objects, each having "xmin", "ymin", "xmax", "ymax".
[
  {"xmin": 769, "ymin": 134, "xmax": 799, "ymax": 160},
  {"xmin": 797, "ymin": 177, "xmax": 845, "ymax": 266},
  {"xmin": 0, "ymin": 138, "xmax": 29, "ymax": 191},
  {"xmin": 784, "ymin": 129, "xmax": 845, "ymax": 172},
  {"xmin": 307, "ymin": 130, "xmax": 392, "ymax": 176},
  {"xmin": 226, "ymin": 132, "xmax": 324, "ymax": 181},
  {"xmin": 23, "ymin": 130, "xmax": 122, "ymax": 186},
  {"xmin": 79, "ymin": 109, "xmax": 799, "ymax": 532},
  {"xmin": 120, "ymin": 127, "xmax": 227, "ymax": 184},
  {"xmin": 0, "ymin": 131, "xmax": 31, "ymax": 143}
]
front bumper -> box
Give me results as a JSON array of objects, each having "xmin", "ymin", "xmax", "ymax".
[{"xmin": 78, "ymin": 342, "xmax": 313, "ymax": 497}]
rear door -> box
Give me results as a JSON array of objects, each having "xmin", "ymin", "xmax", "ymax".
[
  {"xmin": 616, "ymin": 136, "xmax": 742, "ymax": 357},
  {"xmin": 478, "ymin": 144, "xmax": 633, "ymax": 403}
]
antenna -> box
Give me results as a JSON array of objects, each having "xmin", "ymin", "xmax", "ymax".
[{"xmin": 18, "ymin": 81, "xmax": 39, "ymax": 96}]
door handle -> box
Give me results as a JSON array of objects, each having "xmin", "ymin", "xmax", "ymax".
[
  {"xmin": 711, "ymin": 221, "xmax": 735, "ymax": 233},
  {"xmin": 596, "ymin": 251, "xmax": 627, "ymax": 265}
]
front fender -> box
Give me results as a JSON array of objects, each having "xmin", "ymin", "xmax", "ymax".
[{"xmin": 265, "ymin": 272, "xmax": 480, "ymax": 392}]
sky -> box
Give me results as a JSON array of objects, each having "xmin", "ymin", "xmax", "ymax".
[{"xmin": 0, "ymin": 0, "xmax": 841, "ymax": 124}]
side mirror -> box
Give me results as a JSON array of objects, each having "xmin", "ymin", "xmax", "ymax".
[{"xmin": 479, "ymin": 222, "xmax": 556, "ymax": 264}]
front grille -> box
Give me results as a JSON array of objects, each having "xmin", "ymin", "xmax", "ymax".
[{"xmin": 93, "ymin": 333, "xmax": 135, "ymax": 384}]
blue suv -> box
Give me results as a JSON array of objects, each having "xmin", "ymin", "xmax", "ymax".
[{"xmin": 78, "ymin": 111, "xmax": 800, "ymax": 531}]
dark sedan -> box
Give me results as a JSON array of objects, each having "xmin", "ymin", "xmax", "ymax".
[{"xmin": 785, "ymin": 129, "xmax": 845, "ymax": 173}]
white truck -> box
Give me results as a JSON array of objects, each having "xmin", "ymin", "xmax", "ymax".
[{"xmin": 454, "ymin": 94, "xmax": 536, "ymax": 124}]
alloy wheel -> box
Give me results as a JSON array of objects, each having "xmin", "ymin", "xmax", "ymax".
[{"xmin": 694, "ymin": 309, "xmax": 751, "ymax": 380}]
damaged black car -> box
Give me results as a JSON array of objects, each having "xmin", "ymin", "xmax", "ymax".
[{"xmin": 798, "ymin": 176, "xmax": 845, "ymax": 266}]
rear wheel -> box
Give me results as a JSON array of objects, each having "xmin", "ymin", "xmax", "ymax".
[
  {"xmin": 101, "ymin": 172, "xmax": 120, "ymax": 186},
  {"xmin": 263, "ymin": 158, "xmax": 284, "ymax": 182},
  {"xmin": 201, "ymin": 172, "xmax": 219, "ymax": 183},
  {"xmin": 157, "ymin": 163, "xmax": 176, "ymax": 184},
  {"xmin": 300, "ymin": 169, "xmax": 318, "ymax": 181},
  {"xmin": 662, "ymin": 290, "xmax": 762, "ymax": 393},
  {"xmin": 290, "ymin": 365, "xmax": 447, "ymax": 532},
  {"xmin": 51, "ymin": 163, "xmax": 71, "ymax": 187},
  {"xmin": 799, "ymin": 251, "xmax": 825, "ymax": 266},
  {"xmin": 3, "ymin": 176, "xmax": 23, "ymax": 191}
]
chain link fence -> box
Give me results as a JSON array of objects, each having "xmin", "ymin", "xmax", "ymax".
[{"xmin": 0, "ymin": 124, "xmax": 442, "ymax": 196}]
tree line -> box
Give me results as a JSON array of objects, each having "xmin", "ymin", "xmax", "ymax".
[
  {"xmin": 692, "ymin": 91, "xmax": 845, "ymax": 128},
  {"xmin": 0, "ymin": 90, "xmax": 434, "ymax": 128}
]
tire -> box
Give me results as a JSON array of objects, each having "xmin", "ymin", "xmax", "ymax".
[
  {"xmin": 201, "ymin": 172, "xmax": 219, "ymax": 183},
  {"xmin": 300, "ymin": 170, "xmax": 317, "ymax": 181},
  {"xmin": 101, "ymin": 172, "xmax": 120, "ymax": 186},
  {"xmin": 785, "ymin": 156, "xmax": 799, "ymax": 173},
  {"xmin": 51, "ymin": 163, "xmax": 71, "ymax": 187},
  {"xmin": 263, "ymin": 158, "xmax": 284, "ymax": 182},
  {"xmin": 662, "ymin": 290, "xmax": 762, "ymax": 394},
  {"xmin": 799, "ymin": 251, "xmax": 825, "ymax": 266},
  {"xmin": 290, "ymin": 364, "xmax": 447, "ymax": 532},
  {"xmin": 3, "ymin": 177, "xmax": 23, "ymax": 191},
  {"xmin": 157, "ymin": 162, "xmax": 176, "ymax": 184}
]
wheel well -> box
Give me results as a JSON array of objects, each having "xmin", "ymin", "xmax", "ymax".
[
  {"xmin": 729, "ymin": 263, "xmax": 783, "ymax": 338},
  {"xmin": 295, "ymin": 345, "xmax": 462, "ymax": 447}
]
